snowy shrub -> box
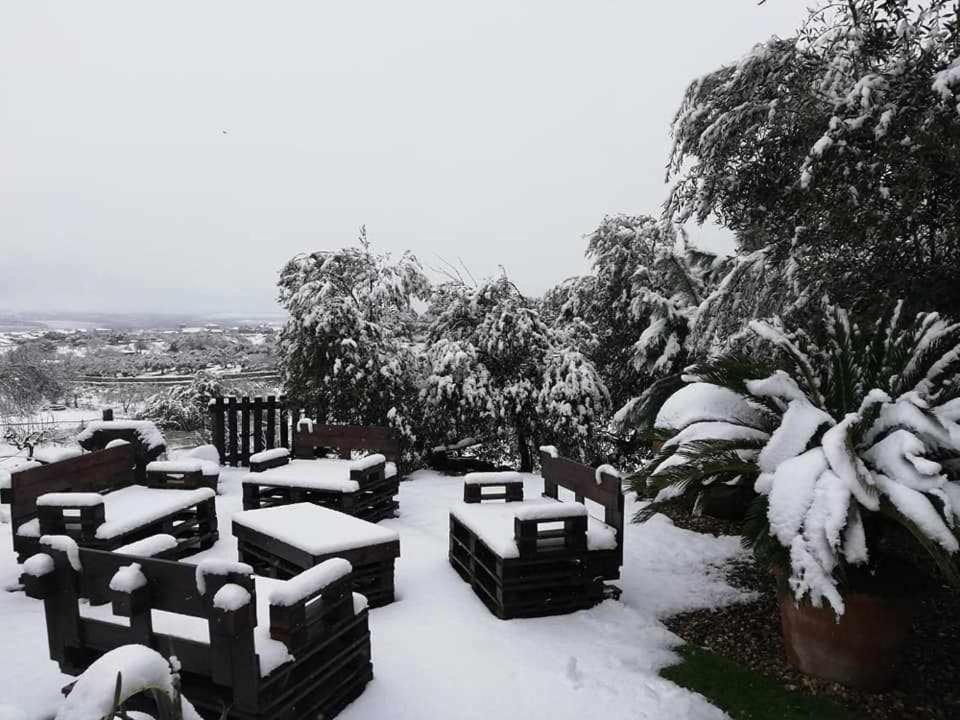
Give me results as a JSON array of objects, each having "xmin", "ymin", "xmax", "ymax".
[
  {"xmin": 138, "ymin": 372, "xmax": 224, "ymax": 433},
  {"xmin": 667, "ymin": 0, "xmax": 960, "ymax": 312},
  {"xmin": 277, "ymin": 229, "xmax": 430, "ymax": 461},
  {"xmin": 634, "ymin": 299, "xmax": 960, "ymax": 615}
]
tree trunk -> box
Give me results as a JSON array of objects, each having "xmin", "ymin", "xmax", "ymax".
[{"xmin": 515, "ymin": 419, "xmax": 532, "ymax": 472}]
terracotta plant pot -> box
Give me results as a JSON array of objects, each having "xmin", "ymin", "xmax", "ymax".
[{"xmin": 779, "ymin": 589, "xmax": 911, "ymax": 691}]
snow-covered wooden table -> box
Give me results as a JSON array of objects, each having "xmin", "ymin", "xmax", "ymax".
[{"xmin": 233, "ymin": 503, "xmax": 401, "ymax": 607}]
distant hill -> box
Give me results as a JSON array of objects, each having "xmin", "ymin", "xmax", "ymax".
[{"xmin": 0, "ymin": 310, "xmax": 287, "ymax": 331}]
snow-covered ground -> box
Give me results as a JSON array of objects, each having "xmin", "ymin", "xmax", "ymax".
[{"xmin": 0, "ymin": 468, "xmax": 753, "ymax": 720}]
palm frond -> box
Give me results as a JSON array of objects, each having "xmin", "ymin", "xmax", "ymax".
[{"xmin": 876, "ymin": 497, "xmax": 960, "ymax": 588}]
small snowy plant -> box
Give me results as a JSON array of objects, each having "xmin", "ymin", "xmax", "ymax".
[
  {"xmin": 56, "ymin": 646, "xmax": 210, "ymax": 720},
  {"xmin": 635, "ymin": 299, "xmax": 960, "ymax": 615}
]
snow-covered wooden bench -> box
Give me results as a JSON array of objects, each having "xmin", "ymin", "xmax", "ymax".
[
  {"xmin": 242, "ymin": 446, "xmax": 397, "ymax": 522},
  {"xmin": 232, "ymin": 503, "xmax": 401, "ymax": 608},
  {"xmin": 2, "ymin": 444, "xmax": 217, "ymax": 562},
  {"xmin": 76, "ymin": 420, "xmax": 167, "ymax": 483},
  {"xmin": 294, "ymin": 421, "xmax": 401, "ymax": 486},
  {"xmin": 21, "ymin": 539, "xmax": 373, "ymax": 720},
  {"xmin": 145, "ymin": 459, "xmax": 220, "ymax": 492},
  {"xmin": 448, "ymin": 448, "xmax": 624, "ymax": 619}
]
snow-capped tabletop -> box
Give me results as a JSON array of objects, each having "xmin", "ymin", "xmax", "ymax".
[{"xmin": 232, "ymin": 503, "xmax": 398, "ymax": 556}]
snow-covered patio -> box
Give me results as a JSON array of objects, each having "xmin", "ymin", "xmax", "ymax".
[{"xmin": 0, "ymin": 467, "xmax": 752, "ymax": 720}]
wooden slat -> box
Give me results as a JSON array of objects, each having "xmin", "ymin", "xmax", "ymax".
[
  {"xmin": 266, "ymin": 395, "xmax": 277, "ymax": 450},
  {"xmin": 279, "ymin": 395, "xmax": 289, "ymax": 449},
  {"xmin": 253, "ymin": 396, "xmax": 264, "ymax": 454},
  {"xmin": 241, "ymin": 396, "xmax": 251, "ymax": 464},
  {"xmin": 227, "ymin": 396, "xmax": 239, "ymax": 467},
  {"xmin": 211, "ymin": 397, "xmax": 226, "ymax": 465}
]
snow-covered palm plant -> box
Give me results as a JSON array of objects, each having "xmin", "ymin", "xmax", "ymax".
[{"xmin": 635, "ymin": 299, "xmax": 960, "ymax": 614}]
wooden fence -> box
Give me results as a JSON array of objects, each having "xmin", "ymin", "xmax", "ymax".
[{"xmin": 209, "ymin": 395, "xmax": 301, "ymax": 466}]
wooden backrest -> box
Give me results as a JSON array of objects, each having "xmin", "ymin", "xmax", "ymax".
[
  {"xmin": 539, "ymin": 449, "xmax": 625, "ymax": 555},
  {"xmin": 83, "ymin": 547, "xmax": 254, "ymax": 616},
  {"xmin": 6, "ymin": 445, "xmax": 136, "ymax": 529},
  {"xmin": 293, "ymin": 423, "xmax": 400, "ymax": 463}
]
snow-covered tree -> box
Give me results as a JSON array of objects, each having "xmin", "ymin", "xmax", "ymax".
[
  {"xmin": 419, "ymin": 339, "xmax": 496, "ymax": 449},
  {"xmin": 547, "ymin": 215, "xmax": 732, "ymax": 452},
  {"xmin": 537, "ymin": 348, "xmax": 610, "ymax": 462},
  {"xmin": 426, "ymin": 276, "xmax": 609, "ymax": 469},
  {"xmin": 0, "ymin": 345, "xmax": 65, "ymax": 417},
  {"xmin": 549, "ymin": 215, "xmax": 665, "ymax": 410},
  {"xmin": 667, "ymin": 0, "xmax": 960, "ymax": 312},
  {"xmin": 277, "ymin": 229, "xmax": 430, "ymax": 454},
  {"xmin": 634, "ymin": 299, "xmax": 960, "ymax": 615}
]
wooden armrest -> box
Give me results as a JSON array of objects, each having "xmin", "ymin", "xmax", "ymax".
[
  {"xmin": 37, "ymin": 501, "xmax": 105, "ymax": 541},
  {"xmin": 349, "ymin": 456, "xmax": 386, "ymax": 487},
  {"xmin": 269, "ymin": 559, "xmax": 355, "ymax": 651},
  {"xmin": 249, "ymin": 455, "xmax": 290, "ymax": 472},
  {"xmin": 463, "ymin": 481, "xmax": 523, "ymax": 504},
  {"xmin": 513, "ymin": 509, "xmax": 588, "ymax": 558}
]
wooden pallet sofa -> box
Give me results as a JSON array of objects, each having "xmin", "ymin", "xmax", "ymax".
[
  {"xmin": 20, "ymin": 538, "xmax": 373, "ymax": 720},
  {"xmin": 232, "ymin": 503, "xmax": 401, "ymax": 608},
  {"xmin": 240, "ymin": 423, "xmax": 400, "ymax": 522},
  {"xmin": 448, "ymin": 448, "xmax": 624, "ymax": 619},
  {"xmin": 1, "ymin": 444, "xmax": 218, "ymax": 562}
]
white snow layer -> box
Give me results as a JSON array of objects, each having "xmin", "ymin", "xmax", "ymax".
[
  {"xmin": 115, "ymin": 534, "xmax": 178, "ymax": 558},
  {"xmin": 514, "ymin": 503, "xmax": 588, "ymax": 521},
  {"xmin": 39, "ymin": 536, "xmax": 82, "ymax": 572},
  {"xmin": 350, "ymin": 454, "xmax": 386, "ymax": 471},
  {"xmin": 248, "ymin": 448, "xmax": 290, "ymax": 464},
  {"xmin": 109, "ymin": 564, "xmax": 147, "ymax": 593},
  {"xmin": 36, "ymin": 493, "xmax": 104, "ymax": 508},
  {"xmin": 22, "ymin": 553, "xmax": 54, "ymax": 577},
  {"xmin": 463, "ymin": 471, "xmax": 523, "ymax": 486},
  {"xmin": 655, "ymin": 383, "xmax": 765, "ymax": 430},
  {"xmin": 212, "ymin": 583, "xmax": 252, "ymax": 612}
]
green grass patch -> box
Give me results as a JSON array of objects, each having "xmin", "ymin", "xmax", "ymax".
[{"xmin": 660, "ymin": 644, "xmax": 856, "ymax": 720}]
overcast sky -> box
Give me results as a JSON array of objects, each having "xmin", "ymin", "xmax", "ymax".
[{"xmin": 0, "ymin": 1, "xmax": 809, "ymax": 315}]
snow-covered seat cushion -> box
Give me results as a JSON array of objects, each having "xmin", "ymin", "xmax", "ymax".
[
  {"xmin": 78, "ymin": 577, "xmax": 368, "ymax": 677},
  {"xmin": 17, "ymin": 486, "xmax": 215, "ymax": 540},
  {"xmin": 241, "ymin": 459, "xmax": 366, "ymax": 493},
  {"xmin": 450, "ymin": 498, "xmax": 618, "ymax": 559}
]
